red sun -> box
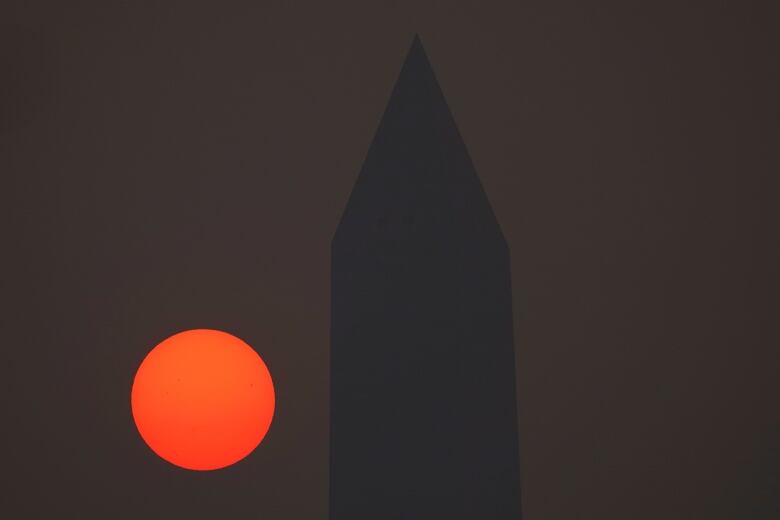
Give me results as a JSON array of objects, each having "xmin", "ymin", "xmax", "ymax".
[{"xmin": 131, "ymin": 329, "xmax": 275, "ymax": 471}]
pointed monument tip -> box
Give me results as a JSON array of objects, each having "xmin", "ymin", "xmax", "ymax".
[
  {"xmin": 402, "ymin": 33, "xmax": 433, "ymax": 74},
  {"xmin": 334, "ymin": 31, "xmax": 505, "ymax": 245},
  {"xmin": 408, "ymin": 33, "xmax": 426, "ymax": 55}
]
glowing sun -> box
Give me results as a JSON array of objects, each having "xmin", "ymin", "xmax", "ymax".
[{"xmin": 131, "ymin": 329, "xmax": 275, "ymax": 471}]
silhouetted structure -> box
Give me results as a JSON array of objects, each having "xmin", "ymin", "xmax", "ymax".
[{"xmin": 330, "ymin": 36, "xmax": 521, "ymax": 519}]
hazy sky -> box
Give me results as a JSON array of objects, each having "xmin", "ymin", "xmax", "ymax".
[{"xmin": 2, "ymin": 1, "xmax": 778, "ymax": 519}]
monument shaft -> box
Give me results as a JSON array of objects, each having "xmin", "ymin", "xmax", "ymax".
[{"xmin": 330, "ymin": 37, "xmax": 521, "ymax": 519}]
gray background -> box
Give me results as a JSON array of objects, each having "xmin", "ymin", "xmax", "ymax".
[{"xmin": 2, "ymin": 1, "xmax": 778, "ymax": 519}]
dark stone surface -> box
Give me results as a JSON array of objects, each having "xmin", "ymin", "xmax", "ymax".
[{"xmin": 330, "ymin": 37, "xmax": 521, "ymax": 519}]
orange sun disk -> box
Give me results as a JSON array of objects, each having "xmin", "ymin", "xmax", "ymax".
[{"xmin": 131, "ymin": 329, "xmax": 275, "ymax": 471}]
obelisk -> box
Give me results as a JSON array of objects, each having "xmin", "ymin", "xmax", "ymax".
[{"xmin": 330, "ymin": 36, "xmax": 521, "ymax": 519}]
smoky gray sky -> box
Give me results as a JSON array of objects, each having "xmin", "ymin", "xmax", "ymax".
[{"xmin": 1, "ymin": 1, "xmax": 778, "ymax": 519}]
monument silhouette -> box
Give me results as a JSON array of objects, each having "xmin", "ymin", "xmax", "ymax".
[{"xmin": 330, "ymin": 36, "xmax": 521, "ymax": 519}]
